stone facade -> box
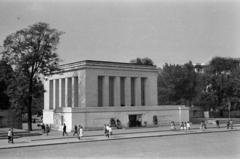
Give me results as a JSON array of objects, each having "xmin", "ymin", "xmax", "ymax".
[{"xmin": 43, "ymin": 60, "xmax": 189, "ymax": 131}]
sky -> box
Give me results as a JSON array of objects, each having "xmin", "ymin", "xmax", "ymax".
[{"xmin": 0, "ymin": 0, "xmax": 240, "ymax": 67}]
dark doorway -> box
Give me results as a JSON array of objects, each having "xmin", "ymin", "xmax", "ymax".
[{"xmin": 128, "ymin": 115, "xmax": 142, "ymax": 127}]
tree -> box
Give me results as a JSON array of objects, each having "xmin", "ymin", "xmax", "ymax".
[
  {"xmin": 0, "ymin": 60, "xmax": 14, "ymax": 110},
  {"xmin": 158, "ymin": 62, "xmax": 198, "ymax": 105},
  {"xmin": 204, "ymin": 57, "xmax": 240, "ymax": 108},
  {"xmin": 130, "ymin": 57, "xmax": 154, "ymax": 66},
  {"xmin": 1, "ymin": 22, "xmax": 64, "ymax": 131}
]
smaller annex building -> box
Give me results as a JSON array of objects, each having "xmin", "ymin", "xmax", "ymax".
[{"xmin": 43, "ymin": 60, "xmax": 189, "ymax": 131}]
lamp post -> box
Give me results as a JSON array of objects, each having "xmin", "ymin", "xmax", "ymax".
[{"xmin": 179, "ymin": 107, "xmax": 182, "ymax": 124}]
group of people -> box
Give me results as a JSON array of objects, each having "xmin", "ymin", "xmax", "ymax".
[
  {"xmin": 170, "ymin": 121, "xmax": 191, "ymax": 131},
  {"xmin": 41, "ymin": 123, "xmax": 50, "ymax": 135},
  {"xmin": 72, "ymin": 124, "xmax": 83, "ymax": 140},
  {"xmin": 104, "ymin": 124, "xmax": 112, "ymax": 137}
]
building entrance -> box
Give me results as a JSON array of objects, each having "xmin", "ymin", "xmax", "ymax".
[{"xmin": 128, "ymin": 114, "xmax": 142, "ymax": 127}]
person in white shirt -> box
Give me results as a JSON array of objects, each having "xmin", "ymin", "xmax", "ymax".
[{"xmin": 187, "ymin": 122, "xmax": 190, "ymax": 131}]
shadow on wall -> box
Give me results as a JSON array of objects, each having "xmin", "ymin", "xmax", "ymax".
[{"xmin": 52, "ymin": 108, "xmax": 64, "ymax": 130}]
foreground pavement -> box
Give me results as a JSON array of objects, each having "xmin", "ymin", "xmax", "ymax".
[{"xmin": 0, "ymin": 123, "xmax": 239, "ymax": 149}]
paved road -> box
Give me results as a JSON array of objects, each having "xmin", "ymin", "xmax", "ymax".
[{"xmin": 1, "ymin": 130, "xmax": 240, "ymax": 159}]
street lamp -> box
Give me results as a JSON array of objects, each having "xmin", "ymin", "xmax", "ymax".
[{"xmin": 179, "ymin": 107, "xmax": 182, "ymax": 124}]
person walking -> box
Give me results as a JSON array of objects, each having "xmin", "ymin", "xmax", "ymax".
[
  {"xmin": 200, "ymin": 121, "xmax": 205, "ymax": 131},
  {"xmin": 104, "ymin": 124, "xmax": 107, "ymax": 136},
  {"xmin": 78, "ymin": 126, "xmax": 83, "ymax": 140},
  {"xmin": 180, "ymin": 122, "xmax": 184, "ymax": 131},
  {"xmin": 11, "ymin": 128, "xmax": 14, "ymax": 144},
  {"xmin": 73, "ymin": 125, "xmax": 78, "ymax": 136},
  {"xmin": 109, "ymin": 125, "xmax": 113, "ymax": 135},
  {"xmin": 230, "ymin": 119, "xmax": 233, "ymax": 129},
  {"xmin": 63, "ymin": 123, "xmax": 68, "ymax": 136},
  {"xmin": 7, "ymin": 128, "xmax": 12, "ymax": 143},
  {"xmin": 184, "ymin": 122, "xmax": 187, "ymax": 131},
  {"xmin": 186, "ymin": 122, "xmax": 190, "ymax": 131},
  {"xmin": 46, "ymin": 124, "xmax": 50, "ymax": 136},
  {"xmin": 41, "ymin": 123, "xmax": 45, "ymax": 135},
  {"xmin": 170, "ymin": 121, "xmax": 176, "ymax": 131},
  {"xmin": 106, "ymin": 125, "xmax": 110, "ymax": 138},
  {"xmin": 226, "ymin": 120, "xmax": 230, "ymax": 129},
  {"xmin": 215, "ymin": 120, "xmax": 220, "ymax": 129}
]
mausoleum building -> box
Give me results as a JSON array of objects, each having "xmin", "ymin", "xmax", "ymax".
[{"xmin": 43, "ymin": 60, "xmax": 189, "ymax": 131}]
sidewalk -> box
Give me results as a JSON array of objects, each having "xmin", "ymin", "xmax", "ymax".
[{"xmin": 1, "ymin": 123, "xmax": 240, "ymax": 149}]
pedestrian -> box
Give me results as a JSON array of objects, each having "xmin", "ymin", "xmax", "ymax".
[
  {"xmin": 46, "ymin": 124, "xmax": 50, "ymax": 136},
  {"xmin": 170, "ymin": 121, "xmax": 176, "ymax": 131},
  {"xmin": 109, "ymin": 125, "xmax": 113, "ymax": 135},
  {"xmin": 200, "ymin": 121, "xmax": 205, "ymax": 131},
  {"xmin": 73, "ymin": 125, "xmax": 78, "ymax": 136},
  {"xmin": 78, "ymin": 126, "xmax": 83, "ymax": 140},
  {"xmin": 215, "ymin": 120, "xmax": 220, "ymax": 129},
  {"xmin": 41, "ymin": 123, "xmax": 45, "ymax": 135},
  {"xmin": 204, "ymin": 121, "xmax": 207, "ymax": 129},
  {"xmin": 7, "ymin": 128, "xmax": 12, "ymax": 143},
  {"xmin": 184, "ymin": 122, "xmax": 187, "ymax": 131},
  {"xmin": 230, "ymin": 119, "xmax": 233, "ymax": 129},
  {"xmin": 11, "ymin": 128, "xmax": 14, "ymax": 144},
  {"xmin": 180, "ymin": 122, "xmax": 184, "ymax": 131},
  {"xmin": 63, "ymin": 123, "xmax": 68, "ymax": 136},
  {"xmin": 104, "ymin": 124, "xmax": 107, "ymax": 136},
  {"xmin": 106, "ymin": 125, "xmax": 110, "ymax": 137},
  {"xmin": 187, "ymin": 122, "xmax": 190, "ymax": 131},
  {"xmin": 226, "ymin": 120, "xmax": 230, "ymax": 129}
]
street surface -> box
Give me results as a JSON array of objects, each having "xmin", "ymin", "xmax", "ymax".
[{"xmin": 1, "ymin": 130, "xmax": 240, "ymax": 159}]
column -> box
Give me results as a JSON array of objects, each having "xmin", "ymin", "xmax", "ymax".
[
  {"xmin": 61, "ymin": 79, "xmax": 65, "ymax": 107},
  {"xmin": 59, "ymin": 79, "xmax": 62, "ymax": 108},
  {"xmin": 125, "ymin": 77, "xmax": 131, "ymax": 106},
  {"xmin": 49, "ymin": 80, "xmax": 53, "ymax": 109},
  {"xmin": 72, "ymin": 77, "xmax": 78, "ymax": 107},
  {"xmin": 103, "ymin": 76, "xmax": 109, "ymax": 107},
  {"xmin": 44, "ymin": 79, "xmax": 50, "ymax": 109},
  {"xmin": 114, "ymin": 77, "xmax": 121, "ymax": 106},
  {"xmin": 135, "ymin": 78, "xmax": 141, "ymax": 106},
  {"xmin": 144, "ymin": 78, "xmax": 149, "ymax": 106},
  {"xmin": 55, "ymin": 79, "xmax": 59, "ymax": 109},
  {"xmin": 65, "ymin": 78, "xmax": 68, "ymax": 107},
  {"xmin": 68, "ymin": 78, "xmax": 72, "ymax": 107},
  {"xmin": 53, "ymin": 80, "xmax": 56, "ymax": 109}
]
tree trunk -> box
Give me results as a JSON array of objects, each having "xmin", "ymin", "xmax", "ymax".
[{"xmin": 27, "ymin": 79, "xmax": 33, "ymax": 131}]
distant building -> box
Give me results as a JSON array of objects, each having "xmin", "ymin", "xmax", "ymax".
[
  {"xmin": 43, "ymin": 60, "xmax": 189, "ymax": 131},
  {"xmin": 193, "ymin": 63, "xmax": 209, "ymax": 74}
]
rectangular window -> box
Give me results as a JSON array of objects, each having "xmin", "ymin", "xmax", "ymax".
[
  {"xmin": 120, "ymin": 77, "xmax": 125, "ymax": 106},
  {"xmin": 109, "ymin": 77, "xmax": 114, "ymax": 107},
  {"xmin": 98, "ymin": 76, "xmax": 103, "ymax": 107}
]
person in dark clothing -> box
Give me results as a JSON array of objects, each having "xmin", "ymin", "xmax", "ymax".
[
  {"xmin": 227, "ymin": 120, "xmax": 230, "ymax": 129},
  {"xmin": 215, "ymin": 120, "xmax": 220, "ymax": 129},
  {"xmin": 41, "ymin": 123, "xmax": 45, "ymax": 135},
  {"xmin": 230, "ymin": 119, "xmax": 233, "ymax": 129},
  {"xmin": 63, "ymin": 124, "xmax": 68, "ymax": 136},
  {"xmin": 73, "ymin": 125, "xmax": 78, "ymax": 136}
]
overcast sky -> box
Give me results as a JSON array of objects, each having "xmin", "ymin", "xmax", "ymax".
[{"xmin": 0, "ymin": 0, "xmax": 239, "ymax": 67}]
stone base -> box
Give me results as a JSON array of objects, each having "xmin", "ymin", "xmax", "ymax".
[{"xmin": 43, "ymin": 105, "xmax": 189, "ymax": 132}]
